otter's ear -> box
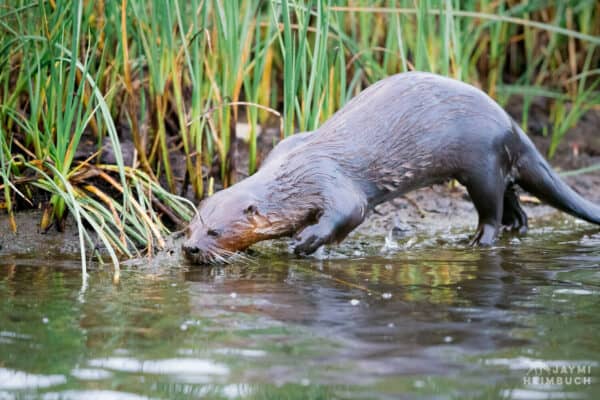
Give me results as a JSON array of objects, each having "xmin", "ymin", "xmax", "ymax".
[{"xmin": 244, "ymin": 204, "xmax": 259, "ymax": 215}]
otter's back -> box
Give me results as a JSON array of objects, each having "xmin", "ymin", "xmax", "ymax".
[
  {"xmin": 298, "ymin": 72, "xmax": 515, "ymax": 196},
  {"xmin": 316, "ymin": 72, "xmax": 511, "ymax": 147}
]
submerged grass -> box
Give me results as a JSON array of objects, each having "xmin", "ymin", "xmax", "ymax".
[{"xmin": 0, "ymin": 0, "xmax": 599, "ymax": 270}]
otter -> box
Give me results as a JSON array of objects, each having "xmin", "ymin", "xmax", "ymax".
[{"xmin": 183, "ymin": 72, "xmax": 600, "ymax": 264}]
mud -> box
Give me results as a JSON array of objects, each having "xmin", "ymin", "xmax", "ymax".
[{"xmin": 355, "ymin": 171, "xmax": 600, "ymax": 240}]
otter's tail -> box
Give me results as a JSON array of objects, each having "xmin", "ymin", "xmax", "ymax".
[{"xmin": 514, "ymin": 123, "xmax": 600, "ymax": 225}]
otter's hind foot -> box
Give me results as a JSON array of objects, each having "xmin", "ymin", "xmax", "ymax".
[{"xmin": 502, "ymin": 188, "xmax": 529, "ymax": 234}]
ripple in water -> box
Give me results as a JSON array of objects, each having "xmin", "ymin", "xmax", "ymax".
[
  {"xmin": 88, "ymin": 357, "xmax": 229, "ymax": 376},
  {"xmin": 0, "ymin": 368, "xmax": 66, "ymax": 390}
]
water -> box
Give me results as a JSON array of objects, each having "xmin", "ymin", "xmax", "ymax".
[{"xmin": 1, "ymin": 218, "xmax": 600, "ymax": 399}]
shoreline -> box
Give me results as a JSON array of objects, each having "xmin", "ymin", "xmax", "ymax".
[{"xmin": 2, "ymin": 171, "xmax": 599, "ymax": 260}]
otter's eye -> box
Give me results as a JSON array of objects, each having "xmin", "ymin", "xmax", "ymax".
[
  {"xmin": 244, "ymin": 205, "xmax": 258, "ymax": 215},
  {"xmin": 207, "ymin": 228, "xmax": 220, "ymax": 237}
]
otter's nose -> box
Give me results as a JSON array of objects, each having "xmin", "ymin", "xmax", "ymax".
[{"xmin": 182, "ymin": 243, "xmax": 200, "ymax": 257}]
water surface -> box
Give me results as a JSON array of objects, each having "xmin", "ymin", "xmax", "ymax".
[{"xmin": 1, "ymin": 217, "xmax": 599, "ymax": 399}]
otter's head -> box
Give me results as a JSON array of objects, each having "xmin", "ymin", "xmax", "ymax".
[{"xmin": 182, "ymin": 183, "xmax": 289, "ymax": 264}]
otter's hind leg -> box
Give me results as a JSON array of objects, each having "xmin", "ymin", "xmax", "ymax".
[
  {"xmin": 463, "ymin": 164, "xmax": 505, "ymax": 246},
  {"xmin": 502, "ymin": 186, "xmax": 528, "ymax": 234}
]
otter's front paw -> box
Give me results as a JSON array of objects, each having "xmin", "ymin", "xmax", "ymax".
[{"xmin": 293, "ymin": 224, "xmax": 333, "ymax": 255}]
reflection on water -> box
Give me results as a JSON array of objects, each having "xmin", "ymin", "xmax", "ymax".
[{"xmin": 1, "ymin": 217, "xmax": 600, "ymax": 399}]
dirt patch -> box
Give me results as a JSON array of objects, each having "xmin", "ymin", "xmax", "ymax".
[
  {"xmin": 0, "ymin": 209, "xmax": 83, "ymax": 258},
  {"xmin": 352, "ymin": 171, "xmax": 600, "ymax": 242}
]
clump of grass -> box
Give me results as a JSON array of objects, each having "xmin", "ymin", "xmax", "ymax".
[
  {"xmin": 0, "ymin": 0, "xmax": 599, "ymax": 271},
  {"xmin": 0, "ymin": 0, "xmax": 195, "ymax": 274}
]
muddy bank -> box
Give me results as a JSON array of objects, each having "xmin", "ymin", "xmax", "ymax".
[
  {"xmin": 2, "ymin": 171, "xmax": 599, "ymax": 260},
  {"xmin": 354, "ymin": 171, "xmax": 600, "ymax": 240}
]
